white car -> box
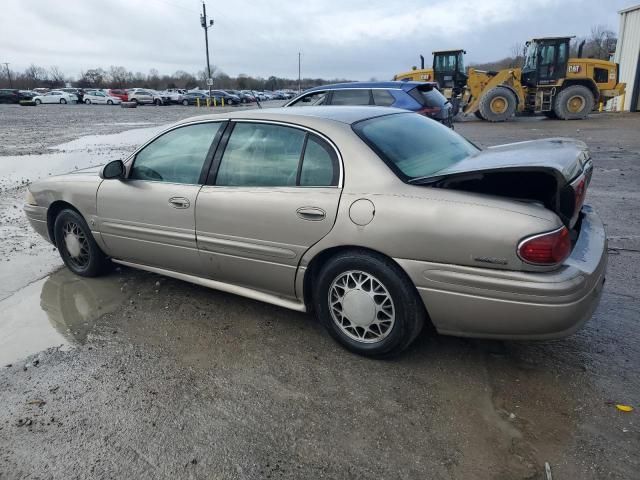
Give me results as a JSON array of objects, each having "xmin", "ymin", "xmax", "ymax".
[
  {"xmin": 83, "ymin": 91, "xmax": 122, "ymax": 105},
  {"xmin": 33, "ymin": 91, "xmax": 78, "ymax": 105}
]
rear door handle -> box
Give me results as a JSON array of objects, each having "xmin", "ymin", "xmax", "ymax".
[
  {"xmin": 169, "ymin": 197, "xmax": 190, "ymax": 209},
  {"xmin": 296, "ymin": 207, "xmax": 326, "ymax": 221}
]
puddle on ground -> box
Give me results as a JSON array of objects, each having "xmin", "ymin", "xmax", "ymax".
[
  {"xmin": 0, "ymin": 125, "xmax": 162, "ymax": 189},
  {"xmin": 0, "ymin": 268, "xmax": 126, "ymax": 365}
]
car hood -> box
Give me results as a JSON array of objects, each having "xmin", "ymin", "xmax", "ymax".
[{"xmin": 437, "ymin": 138, "xmax": 589, "ymax": 182}]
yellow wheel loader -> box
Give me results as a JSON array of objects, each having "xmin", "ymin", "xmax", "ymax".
[{"xmin": 463, "ymin": 36, "xmax": 625, "ymax": 121}]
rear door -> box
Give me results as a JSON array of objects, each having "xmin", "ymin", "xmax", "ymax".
[
  {"xmin": 195, "ymin": 121, "xmax": 342, "ymax": 297},
  {"xmin": 97, "ymin": 121, "xmax": 225, "ymax": 274}
]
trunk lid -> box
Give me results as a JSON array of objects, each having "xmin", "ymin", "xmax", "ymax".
[{"xmin": 427, "ymin": 138, "xmax": 592, "ymax": 228}]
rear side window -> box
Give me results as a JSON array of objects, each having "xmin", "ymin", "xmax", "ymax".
[
  {"xmin": 372, "ymin": 89, "xmax": 395, "ymax": 106},
  {"xmin": 299, "ymin": 136, "xmax": 337, "ymax": 186},
  {"xmin": 330, "ymin": 89, "xmax": 372, "ymax": 106},
  {"xmin": 353, "ymin": 113, "xmax": 478, "ymax": 181},
  {"xmin": 216, "ymin": 123, "xmax": 306, "ymax": 186}
]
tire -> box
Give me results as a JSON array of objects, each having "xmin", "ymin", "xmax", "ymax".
[
  {"xmin": 84, "ymin": 99, "xmax": 91, "ymax": 105},
  {"xmin": 154, "ymin": 99, "xmax": 162, "ymax": 106},
  {"xmin": 553, "ymin": 85, "xmax": 594, "ymax": 120},
  {"xmin": 182, "ymin": 99, "xmax": 189, "ymax": 106},
  {"xmin": 60, "ymin": 98, "xmax": 67, "ymax": 104},
  {"xmin": 107, "ymin": 99, "xmax": 113, "ymax": 105},
  {"xmin": 132, "ymin": 98, "xmax": 139, "ymax": 105},
  {"xmin": 34, "ymin": 99, "xmax": 41, "ymax": 105},
  {"xmin": 314, "ymin": 250, "xmax": 426, "ymax": 358},
  {"xmin": 474, "ymin": 110, "xmax": 484, "ymax": 120},
  {"xmin": 478, "ymin": 86, "xmax": 516, "ymax": 122},
  {"xmin": 53, "ymin": 209, "xmax": 110, "ymax": 277}
]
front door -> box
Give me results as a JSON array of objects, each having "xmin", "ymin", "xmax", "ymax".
[
  {"xmin": 97, "ymin": 121, "xmax": 225, "ymax": 275},
  {"xmin": 537, "ymin": 39, "xmax": 569, "ymax": 85},
  {"xmin": 195, "ymin": 121, "xmax": 342, "ymax": 297}
]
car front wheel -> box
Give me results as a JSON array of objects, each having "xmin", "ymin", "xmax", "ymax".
[
  {"xmin": 84, "ymin": 99, "xmax": 91, "ymax": 104},
  {"xmin": 182, "ymin": 99, "xmax": 189, "ymax": 106},
  {"xmin": 53, "ymin": 209, "xmax": 110, "ymax": 277},
  {"xmin": 60, "ymin": 98, "xmax": 67, "ymax": 104},
  {"xmin": 107, "ymin": 99, "xmax": 113, "ymax": 105},
  {"xmin": 34, "ymin": 99, "xmax": 41, "ymax": 105},
  {"xmin": 314, "ymin": 250, "xmax": 425, "ymax": 357}
]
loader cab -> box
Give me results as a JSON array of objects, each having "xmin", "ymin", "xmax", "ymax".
[
  {"xmin": 432, "ymin": 50, "xmax": 467, "ymax": 93},
  {"xmin": 521, "ymin": 37, "xmax": 572, "ymax": 87}
]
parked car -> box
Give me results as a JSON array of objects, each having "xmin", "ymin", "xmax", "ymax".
[
  {"xmin": 24, "ymin": 107, "xmax": 605, "ymax": 357},
  {"xmin": 0, "ymin": 89, "xmax": 20, "ymax": 103},
  {"xmin": 107, "ymin": 89, "xmax": 128, "ymax": 102},
  {"xmin": 32, "ymin": 91, "xmax": 78, "ymax": 104},
  {"xmin": 127, "ymin": 88, "xmax": 165, "ymax": 105},
  {"xmin": 19, "ymin": 90, "xmax": 38, "ymax": 100},
  {"xmin": 59, "ymin": 88, "xmax": 85, "ymax": 103},
  {"xmin": 180, "ymin": 91, "xmax": 210, "ymax": 105},
  {"xmin": 83, "ymin": 90, "xmax": 122, "ymax": 105},
  {"xmin": 159, "ymin": 89, "xmax": 186, "ymax": 104},
  {"xmin": 286, "ymin": 81, "xmax": 454, "ymax": 127},
  {"xmin": 227, "ymin": 90, "xmax": 254, "ymax": 103},
  {"xmin": 210, "ymin": 90, "xmax": 240, "ymax": 105}
]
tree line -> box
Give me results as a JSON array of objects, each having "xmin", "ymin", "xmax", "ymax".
[{"xmin": 0, "ymin": 63, "xmax": 350, "ymax": 91}]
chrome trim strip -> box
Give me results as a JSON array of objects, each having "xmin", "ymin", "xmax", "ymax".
[
  {"xmin": 197, "ymin": 234, "xmax": 297, "ymax": 259},
  {"xmin": 111, "ymin": 259, "xmax": 307, "ymax": 312}
]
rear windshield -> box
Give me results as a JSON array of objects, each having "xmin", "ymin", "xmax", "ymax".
[
  {"xmin": 409, "ymin": 85, "xmax": 448, "ymax": 108},
  {"xmin": 353, "ymin": 113, "xmax": 479, "ymax": 181}
]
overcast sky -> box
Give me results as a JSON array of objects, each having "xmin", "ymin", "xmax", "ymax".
[{"xmin": 0, "ymin": 0, "xmax": 633, "ymax": 81}]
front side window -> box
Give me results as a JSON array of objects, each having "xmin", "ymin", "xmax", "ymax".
[
  {"xmin": 216, "ymin": 123, "xmax": 305, "ymax": 186},
  {"xmin": 353, "ymin": 113, "xmax": 478, "ymax": 181},
  {"xmin": 330, "ymin": 89, "xmax": 371, "ymax": 106},
  {"xmin": 129, "ymin": 122, "xmax": 223, "ymax": 184}
]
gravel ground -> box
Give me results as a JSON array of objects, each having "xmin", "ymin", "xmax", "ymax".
[{"xmin": 0, "ymin": 108, "xmax": 638, "ymax": 479}]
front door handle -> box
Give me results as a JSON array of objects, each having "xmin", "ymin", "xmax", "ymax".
[
  {"xmin": 169, "ymin": 197, "xmax": 190, "ymax": 209},
  {"xmin": 296, "ymin": 206, "xmax": 326, "ymax": 221}
]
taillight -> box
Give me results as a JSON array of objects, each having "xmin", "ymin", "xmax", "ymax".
[
  {"xmin": 518, "ymin": 227, "xmax": 571, "ymax": 265},
  {"xmin": 570, "ymin": 173, "xmax": 587, "ymax": 225},
  {"xmin": 417, "ymin": 106, "xmax": 441, "ymax": 116}
]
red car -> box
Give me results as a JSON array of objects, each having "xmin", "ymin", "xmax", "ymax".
[{"xmin": 107, "ymin": 89, "xmax": 128, "ymax": 102}]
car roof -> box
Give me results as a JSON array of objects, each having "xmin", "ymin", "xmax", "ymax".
[
  {"xmin": 301, "ymin": 81, "xmax": 433, "ymax": 93},
  {"xmin": 176, "ymin": 106, "xmax": 407, "ymax": 126}
]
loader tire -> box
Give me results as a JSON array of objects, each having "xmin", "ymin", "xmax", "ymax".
[
  {"xmin": 479, "ymin": 87, "xmax": 516, "ymax": 122},
  {"xmin": 553, "ymin": 85, "xmax": 594, "ymax": 120}
]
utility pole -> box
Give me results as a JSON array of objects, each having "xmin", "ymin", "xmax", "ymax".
[
  {"xmin": 298, "ymin": 52, "xmax": 301, "ymax": 93},
  {"xmin": 3, "ymin": 63, "xmax": 11, "ymax": 88},
  {"xmin": 200, "ymin": 2, "xmax": 214, "ymax": 102}
]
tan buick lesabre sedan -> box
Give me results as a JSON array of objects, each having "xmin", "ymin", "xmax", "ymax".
[{"xmin": 24, "ymin": 107, "xmax": 607, "ymax": 357}]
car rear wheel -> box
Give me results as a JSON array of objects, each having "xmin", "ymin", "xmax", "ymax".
[
  {"xmin": 107, "ymin": 99, "xmax": 113, "ymax": 105},
  {"xmin": 182, "ymin": 99, "xmax": 189, "ymax": 106},
  {"xmin": 314, "ymin": 250, "xmax": 425, "ymax": 357},
  {"xmin": 34, "ymin": 99, "xmax": 41, "ymax": 105},
  {"xmin": 84, "ymin": 99, "xmax": 91, "ymax": 105},
  {"xmin": 53, "ymin": 209, "xmax": 110, "ymax": 277},
  {"xmin": 154, "ymin": 99, "xmax": 162, "ymax": 106},
  {"xmin": 60, "ymin": 98, "xmax": 67, "ymax": 104}
]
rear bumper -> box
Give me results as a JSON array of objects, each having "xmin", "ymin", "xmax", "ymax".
[{"xmin": 396, "ymin": 205, "xmax": 607, "ymax": 340}]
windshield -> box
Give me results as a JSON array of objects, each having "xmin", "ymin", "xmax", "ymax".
[{"xmin": 353, "ymin": 113, "xmax": 479, "ymax": 181}]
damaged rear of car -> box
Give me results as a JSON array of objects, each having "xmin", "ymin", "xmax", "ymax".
[{"xmin": 352, "ymin": 112, "xmax": 606, "ymax": 339}]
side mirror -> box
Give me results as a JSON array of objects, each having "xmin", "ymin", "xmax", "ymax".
[{"xmin": 100, "ymin": 159, "xmax": 125, "ymax": 179}]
